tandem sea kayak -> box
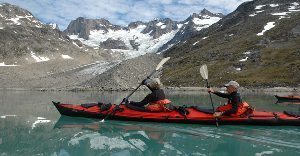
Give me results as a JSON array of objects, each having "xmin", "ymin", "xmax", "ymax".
[{"xmin": 52, "ymin": 101, "xmax": 300, "ymax": 126}]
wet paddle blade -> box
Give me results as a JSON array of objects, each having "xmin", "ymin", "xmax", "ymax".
[
  {"xmin": 200, "ymin": 64, "xmax": 208, "ymax": 80},
  {"xmin": 156, "ymin": 57, "xmax": 170, "ymax": 70}
]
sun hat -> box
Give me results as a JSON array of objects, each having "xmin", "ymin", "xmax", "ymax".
[
  {"xmin": 224, "ymin": 80, "xmax": 240, "ymax": 89},
  {"xmin": 145, "ymin": 78, "xmax": 162, "ymax": 89}
]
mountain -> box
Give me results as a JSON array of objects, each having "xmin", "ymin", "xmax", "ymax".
[
  {"xmin": 158, "ymin": 9, "xmax": 224, "ymax": 52},
  {"xmin": 162, "ymin": 0, "xmax": 300, "ymax": 87},
  {"xmin": 0, "ymin": 3, "xmax": 113, "ymax": 64},
  {"xmin": 64, "ymin": 9, "xmax": 222, "ymax": 58},
  {"xmin": 0, "ymin": 3, "xmax": 115, "ymax": 89}
]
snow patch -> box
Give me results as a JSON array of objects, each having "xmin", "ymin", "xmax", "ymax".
[
  {"xmin": 257, "ymin": 22, "xmax": 275, "ymax": 36},
  {"xmin": 193, "ymin": 41, "xmax": 199, "ymax": 45},
  {"xmin": 202, "ymin": 36, "xmax": 208, "ymax": 40},
  {"xmin": 244, "ymin": 51, "xmax": 251, "ymax": 55},
  {"xmin": 177, "ymin": 24, "xmax": 183, "ymax": 29},
  {"xmin": 289, "ymin": 2, "xmax": 300, "ymax": 11},
  {"xmin": 229, "ymin": 34, "xmax": 234, "ymax": 36},
  {"xmin": 61, "ymin": 54, "xmax": 73, "ymax": 59},
  {"xmin": 0, "ymin": 62, "xmax": 19, "ymax": 66},
  {"xmin": 7, "ymin": 17, "xmax": 21, "ymax": 25},
  {"xmin": 30, "ymin": 51, "xmax": 50, "ymax": 62},
  {"xmin": 269, "ymin": 4, "xmax": 279, "ymax": 7},
  {"xmin": 156, "ymin": 22, "xmax": 164, "ymax": 27},
  {"xmin": 271, "ymin": 12, "xmax": 290, "ymax": 16},
  {"xmin": 256, "ymin": 10, "xmax": 264, "ymax": 13},
  {"xmin": 192, "ymin": 16, "xmax": 221, "ymax": 31},
  {"xmin": 235, "ymin": 68, "xmax": 241, "ymax": 71},
  {"xmin": 239, "ymin": 57, "xmax": 248, "ymax": 62},
  {"xmin": 0, "ymin": 26, "xmax": 4, "ymax": 29},
  {"xmin": 48, "ymin": 23, "xmax": 58, "ymax": 29},
  {"xmin": 156, "ymin": 22, "xmax": 167, "ymax": 29},
  {"xmin": 255, "ymin": 5, "xmax": 266, "ymax": 10}
]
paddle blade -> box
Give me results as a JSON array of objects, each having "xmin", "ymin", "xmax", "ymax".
[
  {"xmin": 155, "ymin": 57, "xmax": 170, "ymax": 70},
  {"xmin": 200, "ymin": 64, "xmax": 208, "ymax": 80}
]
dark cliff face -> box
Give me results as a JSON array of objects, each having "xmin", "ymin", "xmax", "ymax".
[
  {"xmin": 141, "ymin": 18, "xmax": 179, "ymax": 39},
  {"xmin": 161, "ymin": 0, "xmax": 300, "ymax": 87},
  {"xmin": 100, "ymin": 38, "xmax": 129, "ymax": 50},
  {"xmin": 64, "ymin": 17, "xmax": 123, "ymax": 40}
]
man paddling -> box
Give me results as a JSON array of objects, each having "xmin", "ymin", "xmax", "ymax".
[
  {"xmin": 208, "ymin": 81, "xmax": 250, "ymax": 117},
  {"xmin": 126, "ymin": 78, "xmax": 171, "ymax": 112}
]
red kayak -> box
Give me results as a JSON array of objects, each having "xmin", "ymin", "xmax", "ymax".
[
  {"xmin": 275, "ymin": 95, "xmax": 300, "ymax": 102},
  {"xmin": 52, "ymin": 101, "xmax": 300, "ymax": 126}
]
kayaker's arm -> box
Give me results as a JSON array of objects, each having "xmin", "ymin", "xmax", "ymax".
[
  {"xmin": 129, "ymin": 94, "xmax": 153, "ymax": 107},
  {"xmin": 213, "ymin": 92, "xmax": 230, "ymax": 98}
]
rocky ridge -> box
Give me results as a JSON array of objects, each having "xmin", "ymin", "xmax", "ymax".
[{"xmin": 162, "ymin": 0, "xmax": 300, "ymax": 87}]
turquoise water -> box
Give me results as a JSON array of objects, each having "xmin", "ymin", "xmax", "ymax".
[{"xmin": 0, "ymin": 90, "xmax": 299, "ymax": 156}]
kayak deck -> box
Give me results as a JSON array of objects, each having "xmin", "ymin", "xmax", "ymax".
[{"xmin": 52, "ymin": 101, "xmax": 300, "ymax": 126}]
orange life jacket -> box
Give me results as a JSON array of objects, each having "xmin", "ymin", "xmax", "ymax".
[
  {"xmin": 216, "ymin": 102, "xmax": 250, "ymax": 117},
  {"xmin": 146, "ymin": 99, "xmax": 171, "ymax": 112}
]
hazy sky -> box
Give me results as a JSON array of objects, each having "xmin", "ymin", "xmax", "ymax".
[{"xmin": 0, "ymin": 0, "xmax": 250, "ymax": 30}]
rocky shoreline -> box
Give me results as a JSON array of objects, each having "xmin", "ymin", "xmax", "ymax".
[{"xmin": 1, "ymin": 86, "xmax": 299, "ymax": 93}]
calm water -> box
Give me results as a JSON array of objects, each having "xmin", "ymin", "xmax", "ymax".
[{"xmin": 0, "ymin": 90, "xmax": 299, "ymax": 156}]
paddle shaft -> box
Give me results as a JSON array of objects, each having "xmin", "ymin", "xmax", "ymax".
[
  {"xmin": 205, "ymin": 79, "xmax": 219, "ymax": 127},
  {"xmin": 124, "ymin": 70, "xmax": 156, "ymax": 102},
  {"xmin": 206, "ymin": 79, "xmax": 215, "ymax": 111}
]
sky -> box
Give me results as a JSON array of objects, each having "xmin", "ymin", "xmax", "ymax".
[{"xmin": 0, "ymin": 0, "xmax": 250, "ymax": 30}]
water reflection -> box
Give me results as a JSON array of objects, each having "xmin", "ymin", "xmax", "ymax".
[
  {"xmin": 54, "ymin": 116, "xmax": 183, "ymax": 155},
  {"xmin": 53, "ymin": 116, "xmax": 300, "ymax": 156}
]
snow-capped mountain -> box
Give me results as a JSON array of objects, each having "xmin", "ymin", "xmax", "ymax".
[
  {"xmin": 64, "ymin": 9, "xmax": 223, "ymax": 58},
  {"xmin": 158, "ymin": 8, "xmax": 224, "ymax": 52},
  {"xmin": 0, "ymin": 3, "xmax": 111, "ymax": 66},
  {"xmin": 0, "ymin": 3, "xmax": 58, "ymax": 29}
]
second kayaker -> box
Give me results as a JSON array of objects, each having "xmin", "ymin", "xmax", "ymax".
[
  {"xmin": 125, "ymin": 78, "xmax": 171, "ymax": 112},
  {"xmin": 208, "ymin": 80, "xmax": 250, "ymax": 117}
]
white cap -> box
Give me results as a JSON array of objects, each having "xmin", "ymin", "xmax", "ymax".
[{"xmin": 224, "ymin": 81, "xmax": 240, "ymax": 89}]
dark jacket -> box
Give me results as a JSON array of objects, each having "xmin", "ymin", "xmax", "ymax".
[
  {"xmin": 129, "ymin": 89, "xmax": 165, "ymax": 107},
  {"xmin": 213, "ymin": 91, "xmax": 242, "ymax": 115}
]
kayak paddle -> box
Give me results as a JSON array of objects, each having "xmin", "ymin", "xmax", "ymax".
[
  {"xmin": 200, "ymin": 64, "xmax": 218, "ymax": 126},
  {"xmin": 124, "ymin": 57, "xmax": 170, "ymax": 101},
  {"xmin": 100, "ymin": 57, "xmax": 170, "ymax": 122}
]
